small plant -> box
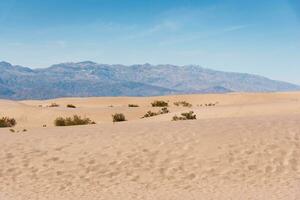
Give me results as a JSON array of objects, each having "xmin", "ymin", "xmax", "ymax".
[
  {"xmin": 172, "ymin": 111, "xmax": 196, "ymax": 121},
  {"xmin": 112, "ymin": 113, "xmax": 126, "ymax": 122},
  {"xmin": 66, "ymin": 104, "xmax": 76, "ymax": 108},
  {"xmin": 174, "ymin": 101, "xmax": 192, "ymax": 107},
  {"xmin": 9, "ymin": 129, "xmax": 15, "ymax": 133},
  {"xmin": 128, "ymin": 104, "xmax": 139, "ymax": 107},
  {"xmin": 22, "ymin": 129, "xmax": 27, "ymax": 132},
  {"xmin": 151, "ymin": 100, "xmax": 168, "ymax": 107},
  {"xmin": 54, "ymin": 115, "xmax": 95, "ymax": 126},
  {"xmin": 205, "ymin": 103, "xmax": 216, "ymax": 107},
  {"xmin": 142, "ymin": 107, "xmax": 170, "ymax": 118},
  {"xmin": 181, "ymin": 111, "xmax": 196, "ymax": 120},
  {"xmin": 0, "ymin": 117, "xmax": 17, "ymax": 127},
  {"xmin": 49, "ymin": 103, "xmax": 59, "ymax": 107},
  {"xmin": 160, "ymin": 107, "xmax": 169, "ymax": 114},
  {"xmin": 142, "ymin": 111, "xmax": 159, "ymax": 118}
]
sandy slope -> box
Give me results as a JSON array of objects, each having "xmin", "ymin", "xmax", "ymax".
[{"xmin": 0, "ymin": 92, "xmax": 300, "ymax": 199}]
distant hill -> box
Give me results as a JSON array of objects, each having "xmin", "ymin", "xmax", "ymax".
[{"xmin": 0, "ymin": 61, "xmax": 299, "ymax": 100}]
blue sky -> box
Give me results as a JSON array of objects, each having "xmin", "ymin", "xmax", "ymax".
[{"xmin": 0, "ymin": 0, "xmax": 299, "ymax": 83}]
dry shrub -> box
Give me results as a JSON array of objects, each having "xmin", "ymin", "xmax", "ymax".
[
  {"xmin": 112, "ymin": 113, "xmax": 126, "ymax": 122},
  {"xmin": 151, "ymin": 100, "xmax": 168, "ymax": 107},
  {"xmin": 174, "ymin": 101, "xmax": 192, "ymax": 107},
  {"xmin": 142, "ymin": 107, "xmax": 169, "ymax": 118},
  {"xmin": 49, "ymin": 103, "xmax": 59, "ymax": 107},
  {"xmin": 0, "ymin": 117, "xmax": 16, "ymax": 127},
  {"xmin": 128, "ymin": 104, "xmax": 139, "ymax": 107},
  {"xmin": 67, "ymin": 104, "xmax": 76, "ymax": 108},
  {"xmin": 172, "ymin": 111, "xmax": 196, "ymax": 121},
  {"xmin": 142, "ymin": 111, "xmax": 159, "ymax": 118},
  {"xmin": 54, "ymin": 115, "xmax": 95, "ymax": 126}
]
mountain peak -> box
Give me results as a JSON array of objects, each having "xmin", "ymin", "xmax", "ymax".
[
  {"xmin": 0, "ymin": 61, "xmax": 299, "ymax": 100},
  {"xmin": 77, "ymin": 61, "xmax": 97, "ymax": 65},
  {"xmin": 0, "ymin": 61, "xmax": 13, "ymax": 68}
]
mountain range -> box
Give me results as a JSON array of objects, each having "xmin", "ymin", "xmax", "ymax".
[{"xmin": 0, "ymin": 61, "xmax": 299, "ymax": 100}]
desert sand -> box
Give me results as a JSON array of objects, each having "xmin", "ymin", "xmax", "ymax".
[{"xmin": 1, "ymin": 92, "xmax": 300, "ymax": 199}]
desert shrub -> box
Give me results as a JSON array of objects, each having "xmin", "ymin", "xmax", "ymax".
[
  {"xmin": 0, "ymin": 117, "xmax": 16, "ymax": 127},
  {"xmin": 181, "ymin": 111, "xmax": 196, "ymax": 120},
  {"xmin": 112, "ymin": 113, "xmax": 126, "ymax": 122},
  {"xmin": 174, "ymin": 101, "xmax": 192, "ymax": 107},
  {"xmin": 128, "ymin": 104, "xmax": 139, "ymax": 107},
  {"xmin": 172, "ymin": 115, "xmax": 184, "ymax": 121},
  {"xmin": 151, "ymin": 100, "xmax": 168, "ymax": 107},
  {"xmin": 66, "ymin": 104, "xmax": 76, "ymax": 108},
  {"xmin": 54, "ymin": 115, "xmax": 95, "ymax": 126},
  {"xmin": 9, "ymin": 129, "xmax": 15, "ymax": 133},
  {"xmin": 142, "ymin": 111, "xmax": 159, "ymax": 118},
  {"xmin": 54, "ymin": 117, "xmax": 66, "ymax": 126},
  {"xmin": 49, "ymin": 103, "xmax": 59, "ymax": 107},
  {"xmin": 172, "ymin": 111, "xmax": 196, "ymax": 121},
  {"xmin": 160, "ymin": 107, "xmax": 169, "ymax": 114},
  {"xmin": 142, "ymin": 107, "xmax": 170, "ymax": 118}
]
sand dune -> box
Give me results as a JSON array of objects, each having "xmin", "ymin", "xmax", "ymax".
[{"xmin": 1, "ymin": 92, "xmax": 300, "ymax": 199}]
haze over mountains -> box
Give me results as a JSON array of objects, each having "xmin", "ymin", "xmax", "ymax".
[{"xmin": 0, "ymin": 61, "xmax": 299, "ymax": 100}]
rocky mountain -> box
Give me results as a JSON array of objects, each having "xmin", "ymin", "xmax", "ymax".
[{"xmin": 0, "ymin": 61, "xmax": 299, "ymax": 100}]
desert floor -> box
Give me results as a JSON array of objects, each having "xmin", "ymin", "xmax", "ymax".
[{"xmin": 1, "ymin": 92, "xmax": 300, "ymax": 199}]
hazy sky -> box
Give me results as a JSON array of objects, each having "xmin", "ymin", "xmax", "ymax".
[{"xmin": 0, "ymin": 0, "xmax": 299, "ymax": 83}]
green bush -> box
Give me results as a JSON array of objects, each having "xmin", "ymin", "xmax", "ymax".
[
  {"xmin": 174, "ymin": 101, "xmax": 192, "ymax": 107},
  {"xmin": 112, "ymin": 113, "xmax": 126, "ymax": 122},
  {"xmin": 172, "ymin": 111, "xmax": 196, "ymax": 121},
  {"xmin": 0, "ymin": 117, "xmax": 16, "ymax": 128},
  {"xmin": 128, "ymin": 104, "xmax": 139, "ymax": 107},
  {"xmin": 54, "ymin": 115, "xmax": 95, "ymax": 126},
  {"xmin": 151, "ymin": 100, "xmax": 168, "ymax": 107},
  {"xmin": 66, "ymin": 104, "xmax": 76, "ymax": 108}
]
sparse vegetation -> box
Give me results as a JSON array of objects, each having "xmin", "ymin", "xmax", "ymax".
[
  {"xmin": 0, "ymin": 117, "xmax": 17, "ymax": 128},
  {"xmin": 172, "ymin": 111, "xmax": 197, "ymax": 121},
  {"xmin": 128, "ymin": 104, "xmax": 139, "ymax": 107},
  {"xmin": 142, "ymin": 107, "xmax": 170, "ymax": 118},
  {"xmin": 54, "ymin": 115, "xmax": 95, "ymax": 126},
  {"xmin": 151, "ymin": 100, "xmax": 168, "ymax": 107},
  {"xmin": 174, "ymin": 101, "xmax": 192, "ymax": 107},
  {"xmin": 49, "ymin": 103, "xmax": 59, "ymax": 107},
  {"xmin": 161, "ymin": 107, "xmax": 169, "ymax": 114},
  {"xmin": 9, "ymin": 129, "xmax": 15, "ymax": 133},
  {"xmin": 112, "ymin": 113, "xmax": 126, "ymax": 122},
  {"xmin": 66, "ymin": 104, "xmax": 76, "ymax": 108},
  {"xmin": 204, "ymin": 103, "xmax": 217, "ymax": 107},
  {"xmin": 142, "ymin": 111, "xmax": 159, "ymax": 118}
]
